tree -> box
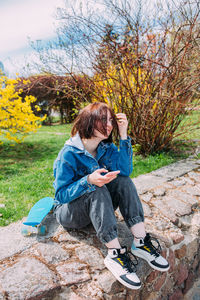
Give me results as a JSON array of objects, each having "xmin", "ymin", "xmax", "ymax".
[
  {"xmin": 0, "ymin": 75, "xmax": 45, "ymax": 144},
  {"xmin": 30, "ymin": 0, "xmax": 200, "ymax": 154},
  {"xmin": 16, "ymin": 73, "xmax": 94, "ymax": 124}
]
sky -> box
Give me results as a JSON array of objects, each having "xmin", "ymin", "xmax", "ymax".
[
  {"xmin": 0, "ymin": 0, "xmax": 64, "ymax": 77},
  {"xmin": 0, "ymin": 0, "xmax": 179, "ymax": 77}
]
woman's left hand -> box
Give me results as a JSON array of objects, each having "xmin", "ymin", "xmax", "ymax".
[{"xmin": 116, "ymin": 113, "xmax": 128, "ymax": 140}]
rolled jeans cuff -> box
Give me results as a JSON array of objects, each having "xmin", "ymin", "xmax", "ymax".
[
  {"xmin": 126, "ymin": 216, "xmax": 144, "ymax": 228},
  {"xmin": 98, "ymin": 225, "xmax": 118, "ymax": 244}
]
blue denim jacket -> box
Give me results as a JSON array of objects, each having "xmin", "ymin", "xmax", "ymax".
[{"xmin": 53, "ymin": 133, "xmax": 133, "ymax": 204}]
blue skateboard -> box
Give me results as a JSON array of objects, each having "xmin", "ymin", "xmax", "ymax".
[{"xmin": 22, "ymin": 197, "xmax": 55, "ymax": 236}]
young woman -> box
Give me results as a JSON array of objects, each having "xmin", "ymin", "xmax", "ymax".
[{"xmin": 53, "ymin": 102, "xmax": 169, "ymax": 289}]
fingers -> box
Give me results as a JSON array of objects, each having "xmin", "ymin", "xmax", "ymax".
[
  {"xmin": 116, "ymin": 113, "xmax": 127, "ymax": 122},
  {"xmin": 116, "ymin": 113, "xmax": 128, "ymax": 139},
  {"xmin": 96, "ymin": 177, "xmax": 115, "ymax": 187},
  {"xmin": 104, "ymin": 171, "xmax": 120, "ymax": 177},
  {"xmin": 116, "ymin": 114, "xmax": 128, "ymax": 126},
  {"xmin": 96, "ymin": 168, "xmax": 108, "ymax": 174},
  {"xmin": 97, "ymin": 171, "xmax": 119, "ymax": 186},
  {"xmin": 91, "ymin": 170, "xmax": 120, "ymax": 187},
  {"xmin": 116, "ymin": 113, "xmax": 126, "ymax": 118}
]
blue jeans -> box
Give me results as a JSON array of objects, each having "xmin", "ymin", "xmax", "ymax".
[{"xmin": 55, "ymin": 176, "xmax": 144, "ymax": 243}]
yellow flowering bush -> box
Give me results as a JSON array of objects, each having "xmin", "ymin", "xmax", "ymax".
[
  {"xmin": 0, "ymin": 75, "xmax": 46, "ymax": 144},
  {"xmin": 93, "ymin": 62, "xmax": 153, "ymax": 113},
  {"xmin": 92, "ymin": 53, "xmax": 195, "ymax": 154}
]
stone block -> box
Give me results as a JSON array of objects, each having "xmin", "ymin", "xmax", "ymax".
[
  {"xmin": 0, "ymin": 293, "xmax": 5, "ymax": 300},
  {"xmin": 75, "ymin": 245, "xmax": 105, "ymax": 270},
  {"xmin": 188, "ymin": 171, "xmax": 200, "ymax": 182},
  {"xmin": 151, "ymin": 199, "xmax": 178, "ymax": 224},
  {"xmin": 140, "ymin": 193, "xmax": 153, "ymax": 203},
  {"xmin": 175, "ymin": 244, "xmax": 187, "ymax": 259},
  {"xmin": 148, "ymin": 230, "xmax": 173, "ymax": 248},
  {"xmin": 153, "ymin": 272, "xmax": 167, "ymax": 291},
  {"xmin": 180, "ymin": 215, "xmax": 193, "ymax": 231},
  {"xmin": 56, "ymin": 286, "xmax": 102, "ymax": 300},
  {"xmin": 57, "ymin": 227, "xmax": 94, "ymax": 245},
  {"xmin": 151, "ymin": 160, "xmax": 198, "ymax": 180},
  {"xmin": 30, "ymin": 241, "xmax": 70, "ymax": 264},
  {"xmin": 69, "ymin": 292, "xmax": 89, "ymax": 300},
  {"xmin": 183, "ymin": 186, "xmax": 200, "ymax": 196},
  {"xmin": 56, "ymin": 261, "xmax": 90, "ymax": 285},
  {"xmin": 174, "ymin": 264, "xmax": 189, "ymax": 285},
  {"xmin": 183, "ymin": 271, "xmax": 195, "ymax": 294},
  {"xmin": 162, "ymin": 182, "xmax": 174, "ymax": 189},
  {"xmin": 145, "ymin": 292, "xmax": 161, "ymax": 300},
  {"xmin": 171, "ymin": 179, "xmax": 186, "ymax": 187},
  {"xmin": 97, "ymin": 270, "xmax": 124, "ymax": 294},
  {"xmin": 161, "ymin": 276, "xmax": 175, "ymax": 298},
  {"xmin": 146, "ymin": 270, "xmax": 159, "ymax": 284},
  {"xmin": 0, "ymin": 220, "xmax": 37, "ymax": 261},
  {"xmin": 184, "ymin": 177, "xmax": 195, "ymax": 185},
  {"xmin": 169, "ymin": 232, "xmax": 184, "ymax": 244},
  {"xmin": 190, "ymin": 213, "xmax": 200, "ymax": 235},
  {"xmin": 161, "ymin": 248, "xmax": 167, "ymax": 259},
  {"xmin": 52, "ymin": 287, "xmax": 72, "ymax": 300},
  {"xmin": 163, "ymin": 196, "xmax": 192, "ymax": 216},
  {"xmin": 0, "ymin": 257, "xmax": 58, "ymax": 299},
  {"xmin": 183, "ymin": 235, "xmax": 199, "ymax": 261},
  {"xmin": 141, "ymin": 291, "xmax": 161, "ymax": 300},
  {"xmin": 126, "ymin": 289, "xmax": 141, "ymax": 300},
  {"xmin": 103, "ymin": 292, "xmax": 127, "ymax": 300},
  {"xmin": 183, "ymin": 277, "xmax": 200, "ymax": 300},
  {"xmin": 152, "ymin": 218, "xmax": 172, "ymax": 231},
  {"xmin": 169, "ymin": 289, "xmax": 183, "ymax": 300},
  {"xmin": 133, "ymin": 175, "xmax": 167, "ymax": 194},
  {"xmin": 72, "ymin": 281, "xmax": 104, "ymax": 300},
  {"xmin": 187, "ymin": 240, "xmax": 199, "ymax": 261},
  {"xmin": 167, "ymin": 249, "xmax": 176, "ymax": 272},
  {"xmin": 192, "ymin": 254, "xmax": 200, "ymax": 271},
  {"xmin": 168, "ymin": 190, "xmax": 198, "ymax": 207},
  {"xmin": 197, "ymin": 264, "xmax": 200, "ymax": 276},
  {"xmin": 142, "ymin": 202, "xmax": 153, "ymax": 217},
  {"xmin": 153, "ymin": 187, "xmax": 166, "ymax": 196}
]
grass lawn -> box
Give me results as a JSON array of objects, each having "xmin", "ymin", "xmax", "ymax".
[
  {"xmin": 0, "ymin": 124, "xmax": 71, "ymax": 226},
  {"xmin": 0, "ymin": 111, "xmax": 199, "ymax": 226}
]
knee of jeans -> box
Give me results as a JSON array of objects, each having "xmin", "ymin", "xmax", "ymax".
[
  {"xmin": 94, "ymin": 185, "xmax": 109, "ymax": 195},
  {"xmin": 116, "ymin": 176, "xmax": 133, "ymax": 186},
  {"xmin": 91, "ymin": 185, "xmax": 113, "ymax": 207}
]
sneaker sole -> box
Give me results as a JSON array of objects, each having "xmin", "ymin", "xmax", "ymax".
[
  {"xmin": 104, "ymin": 259, "xmax": 141, "ymax": 290},
  {"xmin": 131, "ymin": 250, "xmax": 170, "ymax": 272}
]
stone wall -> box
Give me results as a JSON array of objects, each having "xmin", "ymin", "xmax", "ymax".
[{"xmin": 0, "ymin": 156, "xmax": 199, "ymax": 300}]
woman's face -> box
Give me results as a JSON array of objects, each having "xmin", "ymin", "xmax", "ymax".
[{"xmin": 94, "ymin": 110, "xmax": 113, "ymax": 140}]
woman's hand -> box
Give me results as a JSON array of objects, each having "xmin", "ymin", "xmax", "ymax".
[
  {"xmin": 87, "ymin": 169, "xmax": 120, "ymax": 187},
  {"xmin": 116, "ymin": 113, "xmax": 128, "ymax": 140}
]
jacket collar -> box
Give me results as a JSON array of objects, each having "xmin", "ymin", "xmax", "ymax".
[
  {"xmin": 65, "ymin": 133, "xmax": 84, "ymax": 151},
  {"xmin": 65, "ymin": 132, "xmax": 111, "ymax": 153}
]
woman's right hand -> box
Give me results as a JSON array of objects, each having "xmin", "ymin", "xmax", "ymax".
[{"xmin": 87, "ymin": 168, "xmax": 120, "ymax": 187}]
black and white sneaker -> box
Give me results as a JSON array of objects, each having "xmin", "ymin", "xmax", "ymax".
[
  {"xmin": 131, "ymin": 233, "xmax": 170, "ymax": 272},
  {"xmin": 104, "ymin": 246, "xmax": 141, "ymax": 289}
]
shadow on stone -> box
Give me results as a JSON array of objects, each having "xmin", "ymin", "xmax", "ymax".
[{"xmin": 37, "ymin": 213, "xmax": 60, "ymax": 242}]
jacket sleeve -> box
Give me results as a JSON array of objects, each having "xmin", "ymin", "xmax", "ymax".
[
  {"xmin": 102, "ymin": 137, "xmax": 133, "ymax": 176},
  {"xmin": 53, "ymin": 159, "xmax": 95, "ymax": 204}
]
